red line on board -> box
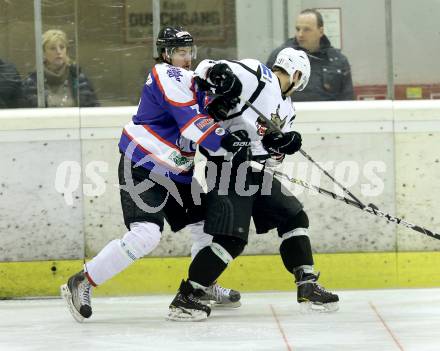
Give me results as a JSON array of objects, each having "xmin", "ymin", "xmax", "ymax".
[
  {"xmin": 369, "ymin": 301, "xmax": 405, "ymax": 351},
  {"xmin": 269, "ymin": 304, "xmax": 293, "ymax": 351}
]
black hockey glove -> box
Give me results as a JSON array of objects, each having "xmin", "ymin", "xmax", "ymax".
[
  {"xmin": 220, "ymin": 130, "xmax": 251, "ymax": 153},
  {"xmin": 207, "ymin": 63, "xmax": 242, "ymax": 99},
  {"xmin": 194, "ymin": 75, "xmax": 212, "ymax": 91},
  {"xmin": 262, "ymin": 130, "xmax": 302, "ymax": 155},
  {"xmin": 206, "ymin": 96, "xmax": 238, "ymax": 121},
  {"xmin": 195, "ymin": 63, "xmax": 242, "ymax": 116}
]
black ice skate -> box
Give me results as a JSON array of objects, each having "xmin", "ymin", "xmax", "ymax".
[
  {"xmin": 294, "ymin": 269, "xmax": 339, "ymax": 313},
  {"xmin": 60, "ymin": 270, "xmax": 93, "ymax": 322},
  {"xmin": 167, "ymin": 280, "xmax": 211, "ymax": 321},
  {"xmin": 199, "ymin": 281, "xmax": 241, "ymax": 308}
]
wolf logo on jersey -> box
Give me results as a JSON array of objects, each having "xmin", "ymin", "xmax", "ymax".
[{"xmin": 270, "ymin": 104, "xmax": 288, "ymax": 130}]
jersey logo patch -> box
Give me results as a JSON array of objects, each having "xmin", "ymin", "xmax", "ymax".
[
  {"xmin": 168, "ymin": 151, "xmax": 192, "ymax": 167},
  {"xmin": 195, "ymin": 117, "xmax": 215, "ymax": 132},
  {"xmin": 215, "ymin": 127, "xmax": 225, "ymax": 136},
  {"xmin": 167, "ymin": 67, "xmax": 183, "ymax": 82},
  {"xmin": 255, "ymin": 121, "xmax": 268, "ymax": 136}
]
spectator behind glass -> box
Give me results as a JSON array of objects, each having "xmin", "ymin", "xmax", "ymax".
[
  {"xmin": 23, "ymin": 29, "xmax": 99, "ymax": 107},
  {"xmin": 0, "ymin": 58, "xmax": 24, "ymax": 108},
  {"xmin": 267, "ymin": 9, "xmax": 354, "ymax": 101}
]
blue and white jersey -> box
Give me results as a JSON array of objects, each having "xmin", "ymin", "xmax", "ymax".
[{"xmin": 119, "ymin": 63, "xmax": 224, "ymax": 183}]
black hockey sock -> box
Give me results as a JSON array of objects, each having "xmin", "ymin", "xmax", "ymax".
[
  {"xmin": 188, "ymin": 246, "xmax": 228, "ymax": 287},
  {"xmin": 279, "ymin": 235, "xmax": 314, "ymax": 274}
]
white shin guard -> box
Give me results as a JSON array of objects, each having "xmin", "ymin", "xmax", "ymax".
[{"xmin": 85, "ymin": 222, "xmax": 161, "ymax": 285}]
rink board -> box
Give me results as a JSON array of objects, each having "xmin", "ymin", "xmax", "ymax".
[{"xmin": 0, "ymin": 251, "xmax": 439, "ymax": 298}]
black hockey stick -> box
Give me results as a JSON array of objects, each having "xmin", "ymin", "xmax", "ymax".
[
  {"xmin": 296, "ymin": 149, "xmax": 366, "ymax": 207},
  {"xmin": 273, "ymin": 170, "xmax": 440, "ymax": 241},
  {"xmin": 240, "ymin": 96, "xmax": 366, "ymax": 207},
  {"xmin": 241, "ymin": 96, "xmax": 439, "ymax": 240}
]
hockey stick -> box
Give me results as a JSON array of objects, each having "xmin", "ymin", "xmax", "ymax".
[
  {"xmin": 240, "ymin": 96, "xmax": 282, "ymax": 133},
  {"xmin": 241, "ymin": 96, "xmax": 440, "ymax": 240},
  {"xmin": 296, "ymin": 149, "xmax": 366, "ymax": 207},
  {"xmin": 240, "ymin": 96, "xmax": 366, "ymax": 207},
  {"xmin": 273, "ymin": 170, "xmax": 440, "ymax": 241}
]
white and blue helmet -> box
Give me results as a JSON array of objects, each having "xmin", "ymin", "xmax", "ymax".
[{"xmin": 273, "ymin": 48, "xmax": 310, "ymax": 91}]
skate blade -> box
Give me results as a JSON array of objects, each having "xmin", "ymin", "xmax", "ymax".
[
  {"xmin": 210, "ymin": 300, "xmax": 242, "ymax": 309},
  {"xmin": 60, "ymin": 284, "xmax": 85, "ymax": 323},
  {"xmin": 166, "ymin": 307, "xmax": 208, "ymax": 322},
  {"xmin": 299, "ymin": 301, "xmax": 339, "ymax": 314},
  {"xmin": 199, "ymin": 299, "xmax": 213, "ymax": 307}
]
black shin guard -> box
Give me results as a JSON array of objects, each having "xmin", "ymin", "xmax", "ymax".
[
  {"xmin": 188, "ymin": 235, "xmax": 246, "ymax": 287},
  {"xmin": 188, "ymin": 246, "xmax": 227, "ymax": 287},
  {"xmin": 279, "ymin": 235, "xmax": 314, "ymax": 274}
]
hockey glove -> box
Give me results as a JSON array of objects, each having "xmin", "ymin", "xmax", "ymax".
[
  {"xmin": 262, "ymin": 130, "xmax": 302, "ymax": 155},
  {"xmin": 220, "ymin": 130, "xmax": 251, "ymax": 153},
  {"xmin": 207, "ymin": 63, "xmax": 242, "ymax": 99},
  {"xmin": 206, "ymin": 96, "xmax": 237, "ymax": 121},
  {"xmin": 195, "ymin": 63, "xmax": 242, "ymax": 112}
]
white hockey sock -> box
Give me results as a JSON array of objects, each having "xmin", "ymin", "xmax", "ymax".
[
  {"xmin": 189, "ymin": 221, "xmax": 213, "ymax": 260},
  {"xmin": 85, "ymin": 222, "xmax": 161, "ymax": 286},
  {"xmin": 84, "ymin": 239, "xmax": 131, "ymax": 286}
]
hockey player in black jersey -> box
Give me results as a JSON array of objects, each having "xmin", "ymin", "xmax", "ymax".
[
  {"xmin": 168, "ymin": 48, "xmax": 338, "ymax": 321},
  {"xmin": 155, "ymin": 26, "xmax": 243, "ymax": 308}
]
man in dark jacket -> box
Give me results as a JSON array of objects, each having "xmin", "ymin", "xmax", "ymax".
[
  {"xmin": 267, "ymin": 9, "xmax": 354, "ymax": 101},
  {"xmin": 0, "ymin": 59, "xmax": 24, "ymax": 108}
]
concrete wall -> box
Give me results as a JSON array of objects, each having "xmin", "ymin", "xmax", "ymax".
[{"xmin": 1, "ymin": 101, "xmax": 439, "ymax": 262}]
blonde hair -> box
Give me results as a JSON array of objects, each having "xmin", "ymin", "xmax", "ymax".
[{"xmin": 42, "ymin": 29, "xmax": 71, "ymax": 64}]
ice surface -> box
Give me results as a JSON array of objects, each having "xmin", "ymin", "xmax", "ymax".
[{"xmin": 1, "ymin": 288, "xmax": 439, "ymax": 351}]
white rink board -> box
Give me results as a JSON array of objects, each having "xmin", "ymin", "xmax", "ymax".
[{"xmin": 1, "ymin": 101, "xmax": 440, "ymax": 261}]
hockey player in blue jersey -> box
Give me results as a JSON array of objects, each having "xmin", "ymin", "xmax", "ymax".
[{"xmin": 60, "ymin": 27, "xmax": 249, "ymax": 323}]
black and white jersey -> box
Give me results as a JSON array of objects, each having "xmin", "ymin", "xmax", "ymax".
[{"xmin": 195, "ymin": 59, "xmax": 296, "ymax": 157}]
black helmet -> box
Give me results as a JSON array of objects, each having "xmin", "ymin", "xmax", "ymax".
[
  {"xmin": 155, "ymin": 26, "xmax": 196, "ymax": 64},
  {"xmin": 156, "ymin": 26, "xmax": 194, "ymax": 54}
]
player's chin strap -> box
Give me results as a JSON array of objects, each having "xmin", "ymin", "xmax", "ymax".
[{"xmin": 273, "ymin": 170, "xmax": 440, "ymax": 241}]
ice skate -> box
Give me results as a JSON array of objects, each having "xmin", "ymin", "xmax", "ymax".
[
  {"xmin": 199, "ymin": 282, "xmax": 241, "ymax": 308},
  {"xmin": 60, "ymin": 270, "xmax": 93, "ymax": 322},
  {"xmin": 167, "ymin": 280, "xmax": 211, "ymax": 322},
  {"xmin": 295, "ymin": 269, "xmax": 339, "ymax": 313}
]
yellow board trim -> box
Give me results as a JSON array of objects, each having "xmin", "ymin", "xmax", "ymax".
[{"xmin": 1, "ymin": 252, "xmax": 439, "ymax": 298}]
